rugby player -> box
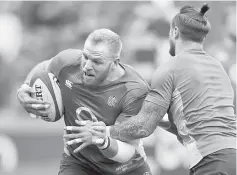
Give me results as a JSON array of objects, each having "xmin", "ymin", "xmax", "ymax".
[
  {"xmin": 17, "ymin": 29, "xmax": 152, "ymax": 175},
  {"xmin": 80, "ymin": 4, "xmax": 236, "ymax": 175}
]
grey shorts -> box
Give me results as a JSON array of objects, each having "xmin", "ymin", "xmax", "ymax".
[{"xmin": 190, "ymin": 148, "xmax": 236, "ymax": 175}]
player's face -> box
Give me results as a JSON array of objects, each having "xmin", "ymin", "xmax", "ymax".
[
  {"xmin": 169, "ymin": 25, "xmax": 176, "ymax": 57},
  {"xmin": 81, "ymin": 42, "xmax": 114, "ymax": 86}
]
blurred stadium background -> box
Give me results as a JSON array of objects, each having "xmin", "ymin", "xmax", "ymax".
[{"xmin": 0, "ymin": 1, "xmax": 236, "ymax": 175}]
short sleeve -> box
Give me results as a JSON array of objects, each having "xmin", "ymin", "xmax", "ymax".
[
  {"xmin": 145, "ymin": 65, "xmax": 173, "ymax": 109},
  {"xmin": 48, "ymin": 49, "xmax": 82, "ymax": 78},
  {"xmin": 115, "ymin": 82, "xmax": 149, "ymax": 124}
]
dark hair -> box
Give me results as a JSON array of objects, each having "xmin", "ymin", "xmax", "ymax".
[{"xmin": 171, "ymin": 4, "xmax": 211, "ymax": 42}]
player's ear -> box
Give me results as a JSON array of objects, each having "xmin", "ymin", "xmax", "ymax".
[
  {"xmin": 112, "ymin": 59, "xmax": 119, "ymax": 69},
  {"xmin": 114, "ymin": 59, "xmax": 119, "ymax": 65},
  {"xmin": 173, "ymin": 27, "xmax": 180, "ymax": 39}
]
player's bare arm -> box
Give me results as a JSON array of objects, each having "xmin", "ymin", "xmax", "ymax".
[
  {"xmin": 109, "ymin": 101, "xmax": 167, "ymax": 142},
  {"xmin": 74, "ymin": 101, "xmax": 167, "ymax": 142},
  {"xmin": 63, "ymin": 100, "xmax": 167, "ymax": 162}
]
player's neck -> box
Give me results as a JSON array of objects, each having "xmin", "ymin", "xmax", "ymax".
[
  {"xmin": 106, "ymin": 63, "xmax": 125, "ymax": 82},
  {"xmin": 175, "ymin": 40, "xmax": 204, "ymax": 56}
]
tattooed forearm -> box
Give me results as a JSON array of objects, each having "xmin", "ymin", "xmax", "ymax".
[{"xmin": 110, "ymin": 101, "xmax": 167, "ymax": 142}]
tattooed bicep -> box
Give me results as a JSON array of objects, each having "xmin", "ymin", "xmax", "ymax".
[
  {"xmin": 136, "ymin": 101, "xmax": 168, "ymax": 135},
  {"xmin": 140, "ymin": 101, "xmax": 167, "ymax": 122},
  {"xmin": 110, "ymin": 100, "xmax": 168, "ymax": 141}
]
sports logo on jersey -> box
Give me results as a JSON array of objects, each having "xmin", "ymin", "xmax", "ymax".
[
  {"xmin": 107, "ymin": 96, "xmax": 117, "ymax": 107},
  {"xmin": 65, "ymin": 80, "xmax": 73, "ymax": 89}
]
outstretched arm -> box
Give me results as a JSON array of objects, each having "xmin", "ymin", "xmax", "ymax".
[
  {"xmin": 109, "ymin": 100, "xmax": 167, "ymax": 142},
  {"xmin": 109, "ymin": 63, "xmax": 174, "ymax": 142}
]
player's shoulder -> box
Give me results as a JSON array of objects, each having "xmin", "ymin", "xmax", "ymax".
[
  {"xmin": 55, "ymin": 49, "xmax": 83, "ymax": 66},
  {"xmin": 122, "ymin": 63, "xmax": 149, "ymax": 97},
  {"xmin": 48, "ymin": 49, "xmax": 83, "ymax": 77},
  {"xmin": 175, "ymin": 52, "xmax": 192, "ymax": 65},
  {"xmin": 153, "ymin": 58, "xmax": 175, "ymax": 78},
  {"xmin": 150, "ymin": 59, "xmax": 176, "ymax": 89}
]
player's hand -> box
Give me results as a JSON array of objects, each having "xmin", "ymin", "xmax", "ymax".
[
  {"xmin": 76, "ymin": 120, "xmax": 107, "ymax": 139},
  {"xmin": 17, "ymin": 84, "xmax": 50, "ymax": 117},
  {"xmin": 64, "ymin": 122, "xmax": 104, "ymax": 153}
]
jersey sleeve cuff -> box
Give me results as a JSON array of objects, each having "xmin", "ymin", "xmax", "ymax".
[{"xmin": 145, "ymin": 90, "xmax": 169, "ymax": 108}]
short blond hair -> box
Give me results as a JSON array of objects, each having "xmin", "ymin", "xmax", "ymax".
[{"xmin": 86, "ymin": 28, "xmax": 122, "ymax": 58}]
